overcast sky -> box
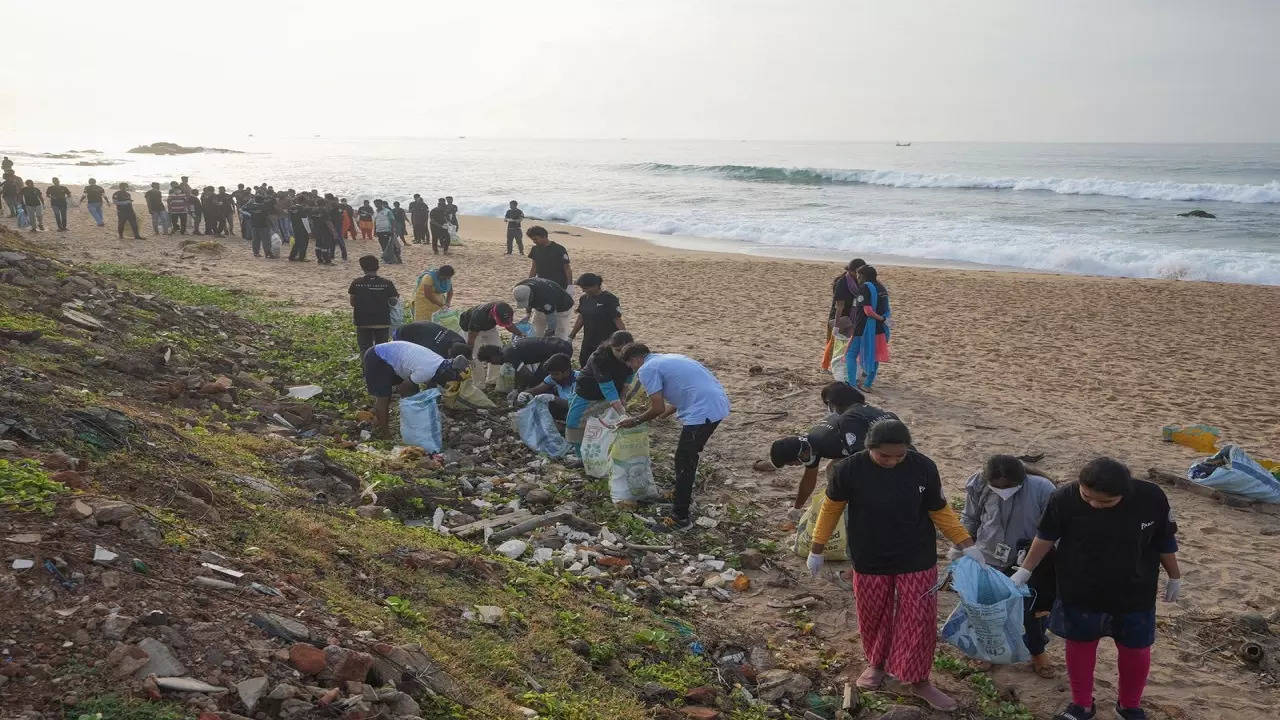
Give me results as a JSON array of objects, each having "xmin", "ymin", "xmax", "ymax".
[{"xmin": 3, "ymin": 0, "xmax": 1277, "ymax": 143}]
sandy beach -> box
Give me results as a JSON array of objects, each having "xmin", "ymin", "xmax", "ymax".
[{"xmin": 15, "ymin": 190, "xmax": 1280, "ymax": 718}]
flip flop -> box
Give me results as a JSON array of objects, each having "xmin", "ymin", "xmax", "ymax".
[{"xmin": 855, "ymin": 666, "xmax": 885, "ymax": 690}]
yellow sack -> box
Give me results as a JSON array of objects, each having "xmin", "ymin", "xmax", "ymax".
[
  {"xmin": 792, "ymin": 491, "xmax": 850, "ymax": 561},
  {"xmin": 443, "ymin": 376, "xmax": 496, "ymax": 410}
]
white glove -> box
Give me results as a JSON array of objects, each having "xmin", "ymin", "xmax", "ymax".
[
  {"xmin": 947, "ymin": 547, "xmax": 963, "ymax": 561},
  {"xmin": 516, "ymin": 392, "xmax": 532, "ymax": 406},
  {"xmin": 806, "ymin": 552, "xmax": 825, "ymax": 577},
  {"xmin": 961, "ymin": 546, "xmax": 987, "ymax": 565},
  {"xmin": 1162, "ymin": 578, "xmax": 1181, "ymax": 603},
  {"xmin": 1010, "ymin": 567, "xmax": 1032, "ymax": 586}
]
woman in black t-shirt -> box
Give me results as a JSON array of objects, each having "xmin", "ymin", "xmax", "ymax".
[
  {"xmin": 568, "ymin": 273, "xmax": 626, "ymax": 368},
  {"xmin": 1012, "ymin": 458, "xmax": 1181, "ymax": 720},
  {"xmin": 564, "ymin": 331, "xmax": 634, "ymax": 449},
  {"xmin": 807, "ymin": 420, "xmax": 977, "ymax": 711}
]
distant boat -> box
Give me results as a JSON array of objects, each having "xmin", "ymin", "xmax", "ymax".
[{"xmin": 895, "ymin": 141, "xmax": 911, "ymax": 147}]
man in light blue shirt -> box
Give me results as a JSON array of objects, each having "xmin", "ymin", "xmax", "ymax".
[{"xmin": 618, "ymin": 344, "xmax": 730, "ymax": 530}]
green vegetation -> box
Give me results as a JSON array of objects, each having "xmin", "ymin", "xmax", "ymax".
[
  {"xmin": 0, "ymin": 306, "xmax": 57, "ymax": 334},
  {"xmin": 66, "ymin": 695, "xmax": 192, "ymax": 720},
  {"xmin": 94, "ymin": 264, "xmax": 257, "ymax": 310},
  {"xmin": 0, "ymin": 458, "xmax": 67, "ymax": 512},
  {"xmin": 933, "ymin": 651, "xmax": 1034, "ymax": 720},
  {"xmin": 628, "ymin": 656, "xmax": 713, "ymax": 694}
]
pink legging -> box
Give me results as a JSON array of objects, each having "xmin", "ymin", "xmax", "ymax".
[{"xmin": 1065, "ymin": 639, "xmax": 1152, "ymax": 709}]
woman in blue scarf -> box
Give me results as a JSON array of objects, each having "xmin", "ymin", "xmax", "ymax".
[
  {"xmin": 411, "ymin": 265, "xmax": 455, "ymax": 322},
  {"xmin": 846, "ymin": 265, "xmax": 890, "ymax": 390}
]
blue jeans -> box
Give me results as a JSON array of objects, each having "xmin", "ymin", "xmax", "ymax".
[
  {"xmin": 87, "ymin": 202, "xmax": 104, "ymax": 225},
  {"xmin": 276, "ymin": 216, "xmax": 292, "ymax": 242},
  {"xmin": 150, "ymin": 210, "xmax": 170, "ymax": 235},
  {"xmin": 25, "ymin": 205, "xmax": 44, "ymax": 229}
]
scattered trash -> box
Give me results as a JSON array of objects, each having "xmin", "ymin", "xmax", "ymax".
[
  {"xmin": 44, "ymin": 560, "xmax": 76, "ymax": 589},
  {"xmin": 11, "ymin": 558, "xmax": 34, "ymax": 570},
  {"xmin": 249, "ymin": 582, "xmax": 283, "ymax": 597},
  {"xmin": 1189, "ymin": 445, "xmax": 1280, "ymax": 503},
  {"xmin": 201, "ymin": 562, "xmax": 245, "ymax": 578},
  {"xmin": 93, "ymin": 545, "xmax": 119, "ymax": 565},
  {"xmin": 286, "ymin": 384, "xmax": 323, "ymax": 400},
  {"xmin": 1163, "ymin": 423, "xmax": 1220, "ymax": 453}
]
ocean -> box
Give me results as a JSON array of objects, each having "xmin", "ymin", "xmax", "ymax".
[{"xmin": 5, "ymin": 137, "xmax": 1279, "ymax": 285}]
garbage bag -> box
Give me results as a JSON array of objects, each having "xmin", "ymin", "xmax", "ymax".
[
  {"xmin": 16, "ymin": 205, "xmax": 29, "ymax": 228},
  {"xmin": 829, "ymin": 336, "xmax": 849, "ymax": 381},
  {"xmin": 941, "ymin": 555, "xmax": 1032, "ymax": 664},
  {"xmin": 514, "ymin": 394, "xmax": 568, "ymax": 457},
  {"xmin": 389, "ymin": 299, "xmax": 405, "ymax": 330},
  {"xmin": 443, "ymin": 377, "xmax": 496, "ymax": 410},
  {"xmin": 399, "ymin": 388, "xmax": 443, "ymax": 452},
  {"xmin": 581, "ymin": 410, "xmax": 621, "ymax": 478},
  {"xmin": 514, "ymin": 320, "xmax": 533, "ymax": 337},
  {"xmin": 431, "ymin": 308, "xmax": 462, "ymax": 333},
  {"xmin": 1188, "ymin": 444, "xmax": 1280, "ymax": 503},
  {"xmin": 609, "ymin": 423, "xmax": 660, "ymax": 503},
  {"xmin": 269, "ymin": 232, "xmax": 283, "ymax": 256},
  {"xmin": 791, "ymin": 490, "xmax": 850, "ymax": 561},
  {"xmin": 496, "ymin": 363, "xmax": 517, "ymax": 393}
]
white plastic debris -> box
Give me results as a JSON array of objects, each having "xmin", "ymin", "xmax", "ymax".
[
  {"xmin": 531, "ymin": 547, "xmax": 554, "ymax": 564},
  {"xmin": 93, "ymin": 546, "xmax": 119, "ymax": 565},
  {"xmin": 200, "ymin": 562, "xmax": 244, "ymax": 579},
  {"xmin": 285, "ymin": 384, "xmax": 323, "ymax": 400},
  {"xmin": 11, "ymin": 559, "xmax": 34, "ymax": 570},
  {"xmin": 432, "ymin": 507, "xmax": 445, "ymax": 531},
  {"xmin": 495, "ymin": 540, "xmax": 528, "ymax": 559}
]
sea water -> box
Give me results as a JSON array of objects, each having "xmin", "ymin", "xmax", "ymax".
[{"xmin": 5, "ymin": 137, "xmax": 1278, "ymax": 285}]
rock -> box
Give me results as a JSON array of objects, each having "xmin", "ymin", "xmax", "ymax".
[
  {"xmin": 135, "ymin": 637, "xmax": 188, "ymax": 679},
  {"xmin": 155, "ymin": 677, "xmax": 226, "ymax": 693},
  {"xmin": 402, "ymin": 550, "xmax": 462, "ymax": 571},
  {"xmin": 640, "ymin": 682, "xmax": 677, "ymax": 702},
  {"xmin": 171, "ymin": 490, "xmax": 221, "ymax": 522},
  {"xmin": 473, "ymin": 605, "xmax": 506, "ymax": 624},
  {"xmin": 324, "ymin": 645, "xmax": 373, "ymax": 682},
  {"xmin": 278, "ymin": 698, "xmax": 313, "ymax": 718},
  {"xmin": 738, "ymin": 549, "xmax": 766, "ymax": 569},
  {"xmin": 192, "ymin": 576, "xmax": 238, "ymax": 591},
  {"xmin": 92, "ymin": 545, "xmax": 119, "ymax": 564},
  {"xmin": 531, "ymin": 547, "xmax": 554, "ymax": 563},
  {"xmin": 89, "ymin": 499, "xmax": 139, "ymax": 525},
  {"xmin": 5, "ymin": 533, "xmax": 41, "ymax": 544},
  {"xmin": 684, "ymin": 686, "xmax": 719, "ymax": 704},
  {"xmin": 250, "ymin": 612, "xmax": 312, "ymax": 643},
  {"xmin": 387, "ymin": 691, "xmax": 421, "ymax": 716},
  {"xmin": 71, "ymin": 499, "xmax": 95, "ymax": 519},
  {"xmin": 876, "ymin": 706, "xmax": 927, "ymax": 720},
  {"xmin": 108, "ymin": 642, "xmax": 151, "ymax": 677},
  {"xmin": 368, "ymin": 643, "xmax": 466, "ymax": 704},
  {"xmin": 495, "ymin": 539, "xmax": 528, "ymax": 559},
  {"xmin": 142, "ymin": 610, "xmax": 169, "ymax": 626},
  {"xmin": 1178, "ymin": 209, "xmax": 1216, "ymax": 219},
  {"xmin": 289, "ymin": 644, "xmax": 327, "ymax": 675},
  {"xmin": 755, "ymin": 668, "xmax": 811, "ymax": 702},
  {"xmin": 268, "ymin": 683, "xmax": 299, "ymax": 700},
  {"xmin": 199, "ymin": 376, "xmax": 233, "ymax": 394},
  {"xmin": 680, "ymin": 708, "xmax": 722, "ymax": 720},
  {"xmin": 748, "ymin": 645, "xmax": 776, "ymax": 671},
  {"xmin": 525, "ymin": 488, "xmax": 554, "ymax": 506},
  {"xmin": 355, "ymin": 505, "xmax": 391, "ymax": 519},
  {"xmin": 596, "ymin": 555, "xmax": 630, "ymax": 569},
  {"xmin": 62, "ymin": 308, "xmax": 105, "ymax": 331},
  {"xmin": 1239, "ymin": 613, "xmax": 1271, "ymax": 634},
  {"xmin": 102, "ymin": 612, "xmax": 135, "ymax": 641}
]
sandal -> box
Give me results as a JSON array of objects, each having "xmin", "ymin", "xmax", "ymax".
[
  {"xmin": 909, "ymin": 681, "xmax": 958, "ymax": 711},
  {"xmin": 855, "ymin": 666, "xmax": 885, "ymax": 690},
  {"xmin": 1032, "ymin": 654, "xmax": 1056, "ymax": 679}
]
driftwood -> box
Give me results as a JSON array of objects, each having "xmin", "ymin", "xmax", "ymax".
[
  {"xmin": 449, "ymin": 510, "xmax": 533, "ymax": 538},
  {"xmin": 624, "ymin": 543, "xmax": 674, "ymax": 552},
  {"xmin": 488, "ymin": 510, "xmax": 600, "ymax": 542}
]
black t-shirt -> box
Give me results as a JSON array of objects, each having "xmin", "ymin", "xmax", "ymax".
[
  {"xmin": 803, "ymin": 414, "xmax": 850, "ymax": 467},
  {"xmin": 459, "ymin": 302, "xmax": 513, "ymax": 332},
  {"xmin": 825, "ymin": 450, "xmax": 947, "ymax": 575},
  {"xmin": 392, "ymin": 207, "xmax": 406, "ymax": 223},
  {"xmin": 502, "ymin": 337, "xmax": 572, "ymax": 367},
  {"xmin": 504, "ymin": 208, "xmax": 524, "ymax": 227},
  {"xmin": 409, "ymin": 200, "xmax": 429, "ymax": 220},
  {"xmin": 831, "ymin": 274, "xmax": 856, "ymax": 319},
  {"xmin": 84, "ymin": 185, "xmax": 106, "ymax": 203},
  {"xmin": 576, "ymin": 291, "xmax": 621, "ymax": 345},
  {"xmin": 394, "ymin": 322, "xmax": 464, "ymax": 354},
  {"xmin": 20, "ymin": 186, "xmax": 42, "ymax": 205},
  {"xmin": 112, "ymin": 190, "xmax": 133, "ymax": 207},
  {"xmin": 46, "ymin": 185, "xmax": 71, "ymax": 205},
  {"xmin": 144, "ymin": 188, "xmax": 165, "ymax": 212},
  {"xmin": 348, "ymin": 275, "xmax": 399, "ymax": 327},
  {"xmin": 852, "ymin": 281, "xmax": 889, "ymax": 337},
  {"xmin": 575, "ymin": 345, "xmax": 632, "ymax": 401},
  {"xmin": 1037, "ymin": 481, "xmax": 1177, "ymax": 613},
  {"xmin": 357, "ymin": 205, "xmax": 373, "ymax": 220},
  {"xmin": 528, "ymin": 241, "xmax": 570, "ymax": 287},
  {"xmin": 517, "ymin": 277, "xmax": 574, "ymax": 313},
  {"xmin": 804, "ymin": 405, "xmax": 899, "ymax": 467},
  {"xmin": 429, "ymin": 205, "xmax": 450, "ymax": 225}
]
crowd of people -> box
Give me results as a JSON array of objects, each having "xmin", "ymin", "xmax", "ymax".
[{"xmin": 3, "ymin": 153, "xmax": 1183, "ymax": 720}]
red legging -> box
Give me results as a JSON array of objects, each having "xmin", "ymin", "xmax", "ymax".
[{"xmin": 1065, "ymin": 639, "xmax": 1152, "ymax": 710}]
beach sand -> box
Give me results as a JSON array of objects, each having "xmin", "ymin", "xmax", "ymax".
[{"xmin": 17, "ymin": 193, "xmax": 1280, "ymax": 718}]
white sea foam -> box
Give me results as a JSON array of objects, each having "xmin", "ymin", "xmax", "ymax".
[
  {"xmin": 466, "ymin": 199, "xmax": 1280, "ymax": 286},
  {"xmin": 635, "ymin": 163, "xmax": 1280, "ymax": 204}
]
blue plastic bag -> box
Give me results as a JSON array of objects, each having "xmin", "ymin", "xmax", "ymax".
[
  {"xmin": 941, "ymin": 556, "xmax": 1031, "ymax": 664},
  {"xmin": 514, "ymin": 394, "xmax": 568, "ymax": 457},
  {"xmin": 1189, "ymin": 445, "xmax": 1280, "ymax": 503},
  {"xmin": 399, "ymin": 388, "xmax": 443, "ymax": 452},
  {"xmin": 514, "ymin": 320, "xmax": 533, "ymax": 337}
]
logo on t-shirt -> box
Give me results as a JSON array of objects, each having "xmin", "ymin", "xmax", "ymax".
[
  {"xmin": 1140, "ymin": 521, "xmax": 1154, "ymax": 530},
  {"xmin": 918, "ymin": 485, "xmax": 925, "ymax": 493}
]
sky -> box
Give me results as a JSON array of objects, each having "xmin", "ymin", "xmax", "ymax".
[{"xmin": 3, "ymin": 0, "xmax": 1278, "ymax": 143}]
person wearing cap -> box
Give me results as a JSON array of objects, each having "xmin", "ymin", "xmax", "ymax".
[
  {"xmin": 568, "ymin": 273, "xmax": 625, "ymax": 368},
  {"xmin": 513, "ymin": 277, "xmax": 574, "ymax": 341},
  {"xmin": 362, "ymin": 340, "xmax": 469, "ymax": 436},
  {"xmin": 459, "ymin": 301, "xmax": 524, "ymax": 386},
  {"xmin": 768, "ymin": 382, "xmax": 898, "ymax": 520}
]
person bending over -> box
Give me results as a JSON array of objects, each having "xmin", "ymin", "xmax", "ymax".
[{"xmin": 363, "ymin": 341, "xmax": 468, "ymax": 437}]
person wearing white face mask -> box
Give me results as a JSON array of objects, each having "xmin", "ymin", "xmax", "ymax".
[{"xmin": 953, "ymin": 455, "xmax": 1058, "ymax": 678}]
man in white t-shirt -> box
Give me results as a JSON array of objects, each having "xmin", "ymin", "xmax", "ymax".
[
  {"xmin": 363, "ymin": 341, "xmax": 469, "ymax": 435},
  {"xmin": 618, "ymin": 344, "xmax": 730, "ymax": 530}
]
